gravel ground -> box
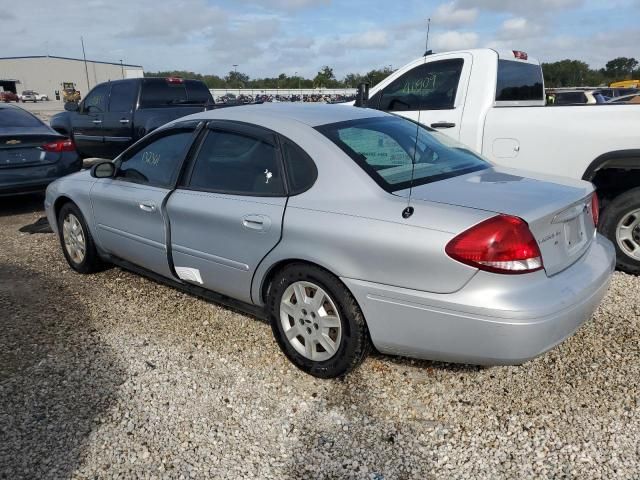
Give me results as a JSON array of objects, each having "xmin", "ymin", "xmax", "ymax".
[{"xmin": 0, "ymin": 196, "xmax": 639, "ymax": 480}]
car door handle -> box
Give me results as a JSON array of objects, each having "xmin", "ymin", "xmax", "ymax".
[
  {"xmin": 139, "ymin": 201, "xmax": 156, "ymax": 212},
  {"xmin": 119, "ymin": 119, "xmax": 130, "ymax": 124},
  {"xmin": 242, "ymin": 214, "xmax": 271, "ymax": 231},
  {"xmin": 92, "ymin": 119, "xmax": 103, "ymax": 124},
  {"xmin": 430, "ymin": 122, "xmax": 456, "ymax": 129}
]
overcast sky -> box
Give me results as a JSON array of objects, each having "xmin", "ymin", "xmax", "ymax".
[{"xmin": 2, "ymin": 0, "xmax": 639, "ymax": 78}]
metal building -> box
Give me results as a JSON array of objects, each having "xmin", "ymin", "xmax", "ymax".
[{"xmin": 0, "ymin": 55, "xmax": 144, "ymax": 99}]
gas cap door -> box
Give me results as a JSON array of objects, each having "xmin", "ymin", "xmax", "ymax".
[{"xmin": 492, "ymin": 138, "xmax": 520, "ymax": 159}]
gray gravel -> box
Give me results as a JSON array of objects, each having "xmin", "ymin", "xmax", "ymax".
[{"xmin": 1, "ymin": 196, "xmax": 639, "ymax": 479}]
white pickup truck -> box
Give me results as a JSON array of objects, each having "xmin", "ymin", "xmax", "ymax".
[{"xmin": 360, "ymin": 48, "xmax": 640, "ymax": 274}]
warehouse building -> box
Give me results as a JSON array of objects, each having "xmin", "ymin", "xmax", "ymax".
[{"xmin": 0, "ymin": 55, "xmax": 144, "ymax": 99}]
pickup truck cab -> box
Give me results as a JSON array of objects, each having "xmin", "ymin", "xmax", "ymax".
[
  {"xmin": 51, "ymin": 77, "xmax": 214, "ymax": 160},
  {"xmin": 362, "ymin": 48, "xmax": 640, "ymax": 274}
]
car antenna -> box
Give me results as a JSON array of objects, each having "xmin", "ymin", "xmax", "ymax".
[{"xmin": 403, "ymin": 93, "xmax": 423, "ymax": 220}]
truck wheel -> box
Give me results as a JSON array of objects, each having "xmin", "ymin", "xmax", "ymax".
[
  {"xmin": 600, "ymin": 187, "xmax": 640, "ymax": 274},
  {"xmin": 267, "ymin": 263, "xmax": 371, "ymax": 378}
]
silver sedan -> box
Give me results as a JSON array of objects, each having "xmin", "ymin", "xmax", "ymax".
[{"xmin": 45, "ymin": 104, "xmax": 615, "ymax": 378}]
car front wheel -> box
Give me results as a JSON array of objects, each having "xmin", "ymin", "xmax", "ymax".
[
  {"xmin": 601, "ymin": 187, "xmax": 640, "ymax": 274},
  {"xmin": 268, "ymin": 263, "xmax": 370, "ymax": 378},
  {"xmin": 57, "ymin": 202, "xmax": 104, "ymax": 274}
]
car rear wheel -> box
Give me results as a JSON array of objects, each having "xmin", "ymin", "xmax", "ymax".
[
  {"xmin": 601, "ymin": 187, "xmax": 640, "ymax": 274},
  {"xmin": 267, "ymin": 263, "xmax": 370, "ymax": 378},
  {"xmin": 57, "ymin": 202, "xmax": 104, "ymax": 274}
]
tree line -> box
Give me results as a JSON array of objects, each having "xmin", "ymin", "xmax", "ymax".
[
  {"xmin": 543, "ymin": 57, "xmax": 638, "ymax": 87},
  {"xmin": 146, "ymin": 56, "xmax": 640, "ymax": 89},
  {"xmin": 145, "ymin": 65, "xmax": 395, "ymax": 89}
]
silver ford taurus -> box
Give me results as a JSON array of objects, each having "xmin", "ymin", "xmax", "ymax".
[{"xmin": 45, "ymin": 104, "xmax": 615, "ymax": 378}]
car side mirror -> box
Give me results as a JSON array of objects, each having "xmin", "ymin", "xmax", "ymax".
[
  {"xmin": 90, "ymin": 161, "xmax": 116, "ymax": 178},
  {"xmin": 64, "ymin": 102, "xmax": 79, "ymax": 112}
]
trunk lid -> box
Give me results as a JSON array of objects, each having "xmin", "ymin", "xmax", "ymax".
[
  {"xmin": 0, "ymin": 133, "xmax": 66, "ymax": 168},
  {"xmin": 403, "ymin": 167, "xmax": 596, "ymax": 276}
]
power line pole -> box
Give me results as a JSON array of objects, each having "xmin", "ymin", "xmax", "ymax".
[
  {"xmin": 81, "ymin": 36, "xmax": 90, "ymax": 91},
  {"xmin": 120, "ymin": 59, "xmax": 124, "ymax": 79}
]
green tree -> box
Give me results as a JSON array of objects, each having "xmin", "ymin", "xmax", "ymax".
[
  {"xmin": 313, "ymin": 66, "xmax": 335, "ymax": 88},
  {"xmin": 225, "ymin": 70, "xmax": 250, "ymax": 88},
  {"xmin": 542, "ymin": 60, "xmax": 594, "ymax": 87},
  {"xmin": 603, "ymin": 57, "xmax": 639, "ymax": 80}
]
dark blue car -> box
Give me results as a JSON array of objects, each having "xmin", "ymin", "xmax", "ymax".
[{"xmin": 0, "ymin": 104, "xmax": 81, "ymax": 196}]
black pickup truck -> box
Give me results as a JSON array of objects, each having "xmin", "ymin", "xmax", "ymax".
[{"xmin": 50, "ymin": 77, "xmax": 216, "ymax": 159}]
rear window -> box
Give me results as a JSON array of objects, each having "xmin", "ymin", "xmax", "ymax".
[
  {"xmin": 316, "ymin": 116, "xmax": 488, "ymax": 192},
  {"xmin": 140, "ymin": 78, "xmax": 212, "ymax": 107},
  {"xmin": 0, "ymin": 108, "xmax": 42, "ymax": 128},
  {"xmin": 496, "ymin": 60, "xmax": 544, "ymax": 102}
]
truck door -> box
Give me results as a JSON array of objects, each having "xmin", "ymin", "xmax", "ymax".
[
  {"xmin": 369, "ymin": 53, "xmax": 472, "ymax": 140},
  {"xmin": 71, "ymin": 83, "xmax": 110, "ymax": 158},
  {"xmin": 102, "ymin": 80, "xmax": 139, "ymax": 158}
]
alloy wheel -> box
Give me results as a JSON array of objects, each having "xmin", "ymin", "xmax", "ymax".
[
  {"xmin": 62, "ymin": 213, "xmax": 86, "ymax": 264},
  {"xmin": 279, "ymin": 281, "xmax": 342, "ymax": 362}
]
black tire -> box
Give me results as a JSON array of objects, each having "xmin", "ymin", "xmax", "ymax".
[
  {"xmin": 57, "ymin": 202, "xmax": 104, "ymax": 274},
  {"xmin": 600, "ymin": 187, "xmax": 640, "ymax": 274},
  {"xmin": 267, "ymin": 263, "xmax": 371, "ymax": 378}
]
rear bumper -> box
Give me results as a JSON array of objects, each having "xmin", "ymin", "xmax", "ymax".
[{"xmin": 342, "ymin": 234, "xmax": 615, "ymax": 365}]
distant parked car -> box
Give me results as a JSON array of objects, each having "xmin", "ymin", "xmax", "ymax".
[
  {"xmin": 45, "ymin": 104, "xmax": 614, "ymax": 378},
  {"xmin": 0, "ymin": 104, "xmax": 81, "ymax": 196},
  {"xmin": 33, "ymin": 91, "xmax": 49, "ymax": 101},
  {"xmin": 606, "ymin": 93, "xmax": 640, "ymax": 104},
  {"xmin": 552, "ymin": 90, "xmax": 606, "ymax": 105},
  {"xmin": 598, "ymin": 87, "xmax": 639, "ymax": 98},
  {"xmin": 20, "ymin": 90, "xmax": 38, "ymax": 103},
  {"xmin": 0, "ymin": 91, "xmax": 19, "ymax": 103}
]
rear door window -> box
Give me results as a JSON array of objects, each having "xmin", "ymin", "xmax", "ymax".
[
  {"xmin": 109, "ymin": 81, "xmax": 138, "ymax": 112},
  {"xmin": 377, "ymin": 59, "xmax": 464, "ymax": 111},
  {"xmin": 187, "ymin": 128, "xmax": 285, "ymax": 196},
  {"xmin": 495, "ymin": 60, "xmax": 544, "ymax": 102}
]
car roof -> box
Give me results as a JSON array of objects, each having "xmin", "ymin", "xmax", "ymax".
[{"xmin": 184, "ymin": 103, "xmax": 388, "ymax": 128}]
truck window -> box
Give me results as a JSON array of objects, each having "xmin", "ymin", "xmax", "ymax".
[
  {"xmin": 495, "ymin": 60, "xmax": 544, "ymax": 102},
  {"xmin": 377, "ymin": 59, "xmax": 464, "ymax": 112},
  {"xmin": 139, "ymin": 78, "xmax": 211, "ymax": 107},
  {"xmin": 83, "ymin": 84, "xmax": 109, "ymax": 113},
  {"xmin": 109, "ymin": 81, "xmax": 138, "ymax": 112},
  {"xmin": 184, "ymin": 80, "xmax": 213, "ymax": 104}
]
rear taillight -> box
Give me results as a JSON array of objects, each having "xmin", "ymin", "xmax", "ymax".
[
  {"xmin": 445, "ymin": 215, "xmax": 543, "ymax": 274},
  {"xmin": 166, "ymin": 77, "xmax": 184, "ymax": 84},
  {"xmin": 590, "ymin": 193, "xmax": 599, "ymax": 227},
  {"xmin": 42, "ymin": 139, "xmax": 75, "ymax": 152}
]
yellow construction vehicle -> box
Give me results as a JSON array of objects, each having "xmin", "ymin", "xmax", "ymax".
[
  {"xmin": 61, "ymin": 82, "xmax": 81, "ymax": 103},
  {"xmin": 610, "ymin": 80, "xmax": 640, "ymax": 88}
]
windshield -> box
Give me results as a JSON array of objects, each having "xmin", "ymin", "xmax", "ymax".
[{"xmin": 316, "ymin": 115, "xmax": 489, "ymax": 192}]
